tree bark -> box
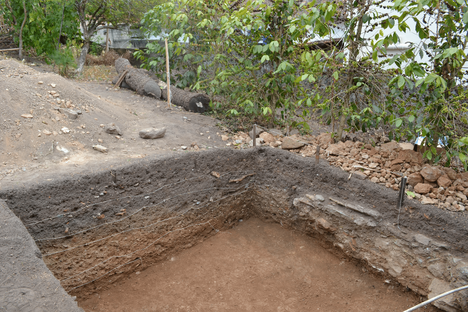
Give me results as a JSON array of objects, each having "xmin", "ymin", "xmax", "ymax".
[
  {"xmin": 76, "ymin": 39, "xmax": 90, "ymax": 73},
  {"xmin": 161, "ymin": 86, "xmax": 210, "ymax": 113},
  {"xmin": 18, "ymin": 0, "xmax": 27, "ymax": 59},
  {"xmin": 115, "ymin": 58, "xmax": 161, "ymax": 98}
]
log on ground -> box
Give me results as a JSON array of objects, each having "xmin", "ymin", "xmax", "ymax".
[
  {"xmin": 115, "ymin": 58, "xmax": 161, "ymax": 98},
  {"xmin": 161, "ymin": 86, "xmax": 210, "ymax": 113}
]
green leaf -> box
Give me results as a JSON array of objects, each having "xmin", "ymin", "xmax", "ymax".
[
  {"xmin": 408, "ymin": 115, "xmax": 415, "ymax": 122},
  {"xmin": 395, "ymin": 119, "xmax": 403, "ymax": 127},
  {"xmin": 260, "ymin": 55, "xmax": 270, "ymax": 63},
  {"xmin": 333, "ymin": 71, "xmax": 339, "ymax": 80},
  {"xmin": 406, "ymin": 191, "xmax": 416, "ymax": 198},
  {"xmin": 397, "ymin": 76, "xmax": 405, "ymax": 88}
]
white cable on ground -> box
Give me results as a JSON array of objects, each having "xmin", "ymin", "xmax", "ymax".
[{"xmin": 403, "ymin": 285, "xmax": 468, "ymax": 312}]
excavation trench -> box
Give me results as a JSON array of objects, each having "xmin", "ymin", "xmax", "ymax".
[{"xmin": 1, "ymin": 148, "xmax": 468, "ymax": 311}]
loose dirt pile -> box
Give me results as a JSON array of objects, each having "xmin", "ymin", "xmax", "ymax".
[
  {"xmin": 224, "ymin": 130, "xmax": 468, "ymax": 212},
  {"xmin": 0, "ymin": 58, "xmax": 226, "ymax": 180}
]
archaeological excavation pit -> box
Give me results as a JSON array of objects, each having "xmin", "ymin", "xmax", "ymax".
[{"xmin": 1, "ymin": 148, "xmax": 468, "ymax": 311}]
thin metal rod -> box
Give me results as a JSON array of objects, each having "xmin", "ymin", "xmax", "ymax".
[
  {"xmin": 253, "ymin": 124, "xmax": 257, "ymax": 147},
  {"xmin": 165, "ymin": 38, "xmax": 171, "ymax": 108},
  {"xmin": 397, "ymin": 176, "xmax": 407, "ymax": 228},
  {"xmin": 403, "ymin": 284, "xmax": 468, "ymax": 312}
]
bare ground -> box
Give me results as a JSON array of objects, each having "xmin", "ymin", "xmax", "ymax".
[
  {"xmin": 78, "ymin": 218, "xmax": 439, "ymax": 312},
  {"xmin": 0, "ymin": 58, "xmax": 227, "ymax": 183}
]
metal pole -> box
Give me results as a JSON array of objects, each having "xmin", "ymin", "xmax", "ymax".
[
  {"xmin": 315, "ymin": 146, "xmax": 320, "ymax": 165},
  {"xmin": 253, "ymin": 124, "xmax": 257, "ymax": 147},
  {"xmin": 397, "ymin": 176, "xmax": 407, "ymax": 228},
  {"xmin": 165, "ymin": 38, "xmax": 171, "ymax": 109}
]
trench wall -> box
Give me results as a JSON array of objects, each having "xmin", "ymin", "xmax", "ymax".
[{"xmin": 1, "ymin": 148, "xmax": 468, "ymax": 311}]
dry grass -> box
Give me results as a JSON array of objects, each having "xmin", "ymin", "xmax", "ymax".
[{"xmin": 85, "ymin": 50, "xmax": 131, "ymax": 66}]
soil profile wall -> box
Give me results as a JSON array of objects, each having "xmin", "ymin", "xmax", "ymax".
[{"xmin": 1, "ymin": 148, "xmax": 468, "ymax": 311}]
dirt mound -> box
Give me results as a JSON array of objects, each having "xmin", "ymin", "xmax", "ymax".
[
  {"xmin": 0, "ymin": 59, "xmax": 118, "ymax": 167},
  {"xmin": 0, "ymin": 58, "xmax": 226, "ymax": 181},
  {"xmin": 85, "ymin": 50, "xmax": 130, "ymax": 66}
]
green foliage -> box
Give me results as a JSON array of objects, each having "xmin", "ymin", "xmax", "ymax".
[
  {"xmin": 380, "ymin": 0, "xmax": 468, "ymax": 167},
  {"xmin": 47, "ymin": 46, "xmax": 77, "ymax": 76},
  {"xmin": 137, "ymin": 0, "xmax": 326, "ymax": 128},
  {"xmin": 89, "ymin": 42, "xmax": 103, "ymax": 56},
  {"xmin": 0, "ymin": 0, "xmax": 80, "ymax": 56}
]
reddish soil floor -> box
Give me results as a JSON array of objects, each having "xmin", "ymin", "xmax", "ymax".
[{"xmin": 78, "ymin": 218, "xmax": 440, "ymax": 312}]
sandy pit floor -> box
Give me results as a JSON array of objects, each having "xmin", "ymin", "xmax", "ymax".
[{"xmin": 77, "ymin": 218, "xmax": 440, "ymax": 312}]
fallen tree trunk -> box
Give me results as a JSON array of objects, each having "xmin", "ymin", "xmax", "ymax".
[
  {"xmin": 115, "ymin": 58, "xmax": 161, "ymax": 98},
  {"xmin": 161, "ymin": 86, "xmax": 210, "ymax": 113}
]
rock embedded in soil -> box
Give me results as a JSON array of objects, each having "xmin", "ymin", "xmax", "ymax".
[
  {"xmin": 58, "ymin": 108, "xmax": 78, "ymax": 120},
  {"xmin": 93, "ymin": 145, "xmax": 108, "ymax": 153},
  {"xmin": 414, "ymin": 183, "xmax": 433, "ymax": 194},
  {"xmin": 104, "ymin": 123, "xmax": 122, "ymax": 136},
  {"xmin": 139, "ymin": 127, "xmax": 166, "ymax": 140},
  {"xmin": 281, "ymin": 137, "xmax": 305, "ymax": 150}
]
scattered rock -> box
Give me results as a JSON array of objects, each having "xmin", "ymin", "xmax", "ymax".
[
  {"xmin": 317, "ymin": 132, "xmax": 334, "ymax": 147},
  {"xmin": 51, "ymin": 83, "xmax": 56, "ymax": 88},
  {"xmin": 38, "ymin": 81, "xmax": 43, "ymax": 84},
  {"xmin": 380, "ymin": 141, "xmax": 399, "ymax": 152},
  {"xmin": 42, "ymin": 130, "xmax": 52, "ymax": 136},
  {"xmin": 398, "ymin": 142, "xmax": 414, "ymax": 150},
  {"xmin": 371, "ymin": 177, "xmax": 379, "ymax": 183},
  {"xmin": 442, "ymin": 167, "xmax": 458, "ymax": 181},
  {"xmin": 139, "ymin": 127, "xmax": 166, "ymax": 139},
  {"xmin": 259, "ymin": 132, "xmax": 275, "ymax": 144},
  {"xmin": 61, "ymin": 127, "xmax": 70, "ymax": 134},
  {"xmin": 414, "ymin": 183, "xmax": 433, "ymax": 194},
  {"xmin": 421, "ymin": 196, "xmax": 437, "ymax": 205},
  {"xmin": 352, "ymin": 172, "xmax": 367, "ymax": 180},
  {"xmin": 21, "ymin": 114, "xmax": 33, "ymax": 119},
  {"xmin": 420, "ymin": 166, "xmax": 443, "ymax": 182},
  {"xmin": 58, "ymin": 108, "xmax": 78, "ymax": 119},
  {"xmin": 317, "ymin": 218, "xmax": 334, "ymax": 232},
  {"xmin": 315, "ymin": 195, "xmax": 325, "ymax": 202},
  {"xmin": 104, "ymin": 123, "xmax": 123, "ymax": 136},
  {"xmin": 268, "ymin": 129, "xmax": 283, "ymax": 137},
  {"xmin": 93, "ymin": 145, "xmax": 108, "ymax": 153},
  {"xmin": 326, "ymin": 143, "xmax": 345, "ymax": 156},
  {"xmin": 221, "ymin": 135, "xmax": 229, "ymax": 141},
  {"xmin": 437, "ymin": 175, "xmax": 452, "ymax": 188},
  {"xmin": 281, "ymin": 137, "xmax": 305, "ymax": 150}
]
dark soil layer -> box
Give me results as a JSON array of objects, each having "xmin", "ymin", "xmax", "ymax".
[
  {"xmin": 1, "ymin": 148, "xmax": 467, "ymax": 310},
  {"xmin": 78, "ymin": 218, "xmax": 440, "ymax": 312}
]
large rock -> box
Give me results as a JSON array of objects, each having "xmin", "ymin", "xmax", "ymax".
[
  {"xmin": 104, "ymin": 123, "xmax": 123, "ymax": 136},
  {"xmin": 259, "ymin": 132, "xmax": 275, "ymax": 144},
  {"xmin": 461, "ymin": 171, "xmax": 468, "ymax": 182},
  {"xmin": 437, "ymin": 175, "xmax": 452, "ymax": 188},
  {"xmin": 442, "ymin": 167, "xmax": 458, "ymax": 181},
  {"xmin": 398, "ymin": 142, "xmax": 414, "ymax": 150},
  {"xmin": 139, "ymin": 127, "xmax": 166, "ymax": 139},
  {"xmin": 326, "ymin": 143, "xmax": 345, "ymax": 156},
  {"xmin": 380, "ymin": 141, "xmax": 399, "ymax": 152},
  {"xmin": 408, "ymin": 172, "xmax": 424, "ymax": 187},
  {"xmin": 414, "ymin": 183, "xmax": 433, "ymax": 194},
  {"xmin": 420, "ymin": 166, "xmax": 443, "ymax": 182},
  {"xmin": 281, "ymin": 137, "xmax": 305, "ymax": 150},
  {"xmin": 396, "ymin": 150, "xmax": 423, "ymax": 165},
  {"xmin": 316, "ymin": 132, "xmax": 334, "ymax": 147}
]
